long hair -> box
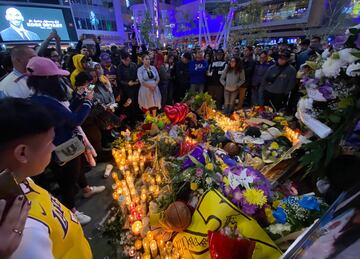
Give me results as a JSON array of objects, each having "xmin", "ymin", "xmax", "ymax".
[
  {"xmin": 27, "ymin": 75, "xmax": 68, "ymax": 101},
  {"xmin": 226, "ymin": 56, "xmax": 243, "ymax": 74}
]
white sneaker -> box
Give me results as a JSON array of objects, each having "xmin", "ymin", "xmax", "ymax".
[
  {"xmin": 74, "ymin": 211, "xmax": 91, "ymax": 225},
  {"xmin": 83, "ymin": 186, "xmax": 106, "ymax": 198},
  {"xmin": 103, "ymin": 164, "xmax": 113, "ymax": 178}
]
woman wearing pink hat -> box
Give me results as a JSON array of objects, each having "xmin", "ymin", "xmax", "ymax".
[{"xmin": 27, "ymin": 56, "xmax": 105, "ymax": 225}]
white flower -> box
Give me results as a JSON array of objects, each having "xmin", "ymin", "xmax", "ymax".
[
  {"xmin": 315, "ymin": 69, "xmax": 324, "ymax": 79},
  {"xmin": 205, "ymin": 177, "xmax": 212, "ymax": 185},
  {"xmin": 321, "ymin": 48, "xmax": 331, "ymax": 59},
  {"xmin": 268, "ymin": 223, "xmax": 292, "ymax": 235},
  {"xmin": 339, "ymin": 48, "xmax": 360, "ymax": 65},
  {"xmin": 346, "ymin": 63, "xmax": 360, "ymax": 77},
  {"xmin": 322, "ymin": 58, "xmax": 345, "ymax": 78}
]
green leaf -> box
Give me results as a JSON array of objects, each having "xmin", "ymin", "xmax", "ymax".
[
  {"xmin": 328, "ymin": 114, "xmax": 342, "ymax": 124},
  {"xmin": 356, "ymin": 98, "xmax": 360, "ymax": 109},
  {"xmin": 351, "ymin": 51, "xmax": 360, "ymax": 59},
  {"xmin": 348, "ymin": 28, "xmax": 358, "ymax": 34},
  {"xmin": 338, "ymin": 97, "xmax": 355, "ymax": 109}
]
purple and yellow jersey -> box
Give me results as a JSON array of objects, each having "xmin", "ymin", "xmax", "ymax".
[{"xmin": 20, "ymin": 178, "xmax": 92, "ymax": 259}]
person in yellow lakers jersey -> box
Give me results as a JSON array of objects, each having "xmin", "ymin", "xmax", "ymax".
[{"xmin": 0, "ymin": 98, "xmax": 92, "ymax": 259}]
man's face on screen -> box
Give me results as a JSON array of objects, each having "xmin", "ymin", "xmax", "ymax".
[{"xmin": 5, "ymin": 8, "xmax": 24, "ymax": 28}]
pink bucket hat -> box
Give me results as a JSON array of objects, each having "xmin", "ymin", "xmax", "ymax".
[{"xmin": 26, "ymin": 56, "xmax": 70, "ymax": 76}]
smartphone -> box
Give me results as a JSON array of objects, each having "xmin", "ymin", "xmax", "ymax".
[
  {"xmin": 0, "ymin": 169, "xmax": 26, "ymax": 222},
  {"xmin": 88, "ymin": 84, "xmax": 95, "ymax": 91}
]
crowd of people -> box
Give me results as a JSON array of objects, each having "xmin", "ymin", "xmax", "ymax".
[{"xmin": 0, "ymin": 32, "xmax": 328, "ymax": 258}]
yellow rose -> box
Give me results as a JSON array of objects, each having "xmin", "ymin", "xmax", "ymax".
[
  {"xmin": 205, "ymin": 163, "xmax": 214, "ymax": 171},
  {"xmin": 270, "ymin": 142, "xmax": 279, "ymax": 150},
  {"xmin": 273, "ymin": 200, "xmax": 280, "ymax": 208},
  {"xmin": 280, "ymin": 120, "xmax": 288, "ymax": 126},
  {"xmin": 190, "ymin": 182, "xmax": 198, "ymax": 191},
  {"xmin": 223, "ymin": 177, "xmax": 230, "ymax": 186},
  {"xmin": 265, "ymin": 207, "xmax": 276, "ymax": 224}
]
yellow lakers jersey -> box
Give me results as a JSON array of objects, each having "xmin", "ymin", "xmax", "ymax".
[{"xmin": 20, "ymin": 178, "xmax": 93, "ymax": 259}]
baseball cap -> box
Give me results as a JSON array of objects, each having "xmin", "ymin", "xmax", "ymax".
[
  {"xmin": 100, "ymin": 52, "xmax": 111, "ymax": 63},
  {"xmin": 278, "ymin": 50, "xmax": 291, "ymax": 59},
  {"xmin": 26, "ymin": 57, "xmax": 69, "ymax": 76}
]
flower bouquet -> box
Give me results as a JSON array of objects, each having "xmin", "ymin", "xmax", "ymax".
[
  {"xmin": 220, "ymin": 165, "xmax": 272, "ymax": 218},
  {"xmin": 265, "ymin": 195, "xmax": 328, "ymax": 241},
  {"xmin": 296, "ymin": 25, "xmax": 360, "ymax": 175}
]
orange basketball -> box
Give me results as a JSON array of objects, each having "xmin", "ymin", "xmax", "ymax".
[
  {"xmin": 224, "ymin": 142, "xmax": 240, "ymax": 156},
  {"xmin": 164, "ymin": 201, "xmax": 192, "ymax": 232}
]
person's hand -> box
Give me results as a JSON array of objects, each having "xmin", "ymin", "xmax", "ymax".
[
  {"xmin": 0, "ymin": 196, "xmax": 31, "ymax": 259},
  {"xmin": 47, "ymin": 31, "xmax": 57, "ymax": 40},
  {"xmin": 84, "ymin": 90, "xmax": 94, "ymax": 101},
  {"xmin": 80, "ymin": 34, "xmax": 85, "ymax": 41},
  {"xmin": 149, "ymin": 85, "xmax": 156, "ymax": 92},
  {"xmin": 128, "ymin": 81, "xmax": 134, "ymax": 86},
  {"xmin": 54, "ymin": 34, "xmax": 61, "ymax": 42}
]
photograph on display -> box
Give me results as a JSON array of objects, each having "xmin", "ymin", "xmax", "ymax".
[
  {"xmin": 283, "ymin": 190, "xmax": 360, "ymax": 259},
  {"xmin": 0, "ymin": 5, "xmax": 70, "ymax": 42}
]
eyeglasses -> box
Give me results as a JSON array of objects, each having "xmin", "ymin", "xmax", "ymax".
[{"xmin": 51, "ymin": 55, "xmax": 59, "ymax": 58}]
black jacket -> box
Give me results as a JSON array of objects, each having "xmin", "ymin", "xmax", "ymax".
[
  {"xmin": 117, "ymin": 61, "xmax": 139, "ymax": 97},
  {"xmin": 207, "ymin": 60, "xmax": 227, "ymax": 85},
  {"xmin": 243, "ymin": 57, "xmax": 256, "ymax": 87}
]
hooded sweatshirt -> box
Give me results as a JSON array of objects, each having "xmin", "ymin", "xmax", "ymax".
[{"xmin": 70, "ymin": 54, "xmax": 85, "ymax": 88}]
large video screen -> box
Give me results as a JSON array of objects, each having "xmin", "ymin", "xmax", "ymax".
[{"xmin": 0, "ymin": 5, "xmax": 71, "ymax": 42}]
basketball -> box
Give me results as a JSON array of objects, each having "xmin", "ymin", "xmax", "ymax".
[
  {"xmin": 164, "ymin": 201, "xmax": 192, "ymax": 232},
  {"xmin": 224, "ymin": 142, "xmax": 240, "ymax": 156}
]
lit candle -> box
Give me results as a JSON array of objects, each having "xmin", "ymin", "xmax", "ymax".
[
  {"xmin": 165, "ymin": 241, "xmax": 172, "ymax": 254},
  {"xmin": 150, "ymin": 239, "xmax": 158, "ymax": 258},
  {"xmin": 146, "ymin": 231, "xmax": 153, "ymax": 240},
  {"xmin": 112, "ymin": 192, "xmax": 119, "ymax": 200},
  {"xmin": 157, "ymin": 239, "xmax": 165, "ymax": 249},
  {"xmin": 128, "ymin": 247, "xmax": 136, "ymax": 257},
  {"xmin": 155, "ymin": 175, "xmax": 162, "ymax": 184},
  {"xmin": 111, "ymin": 172, "xmax": 118, "ymax": 181},
  {"xmin": 131, "ymin": 221, "xmax": 143, "ymax": 235},
  {"xmin": 134, "ymin": 239, "xmax": 142, "ymax": 250},
  {"xmin": 142, "ymin": 237, "xmax": 150, "ymax": 253},
  {"xmin": 141, "ymin": 193, "xmax": 147, "ymax": 202}
]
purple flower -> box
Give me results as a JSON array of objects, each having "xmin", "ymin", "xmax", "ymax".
[
  {"xmin": 334, "ymin": 35, "xmax": 349, "ymax": 50},
  {"xmin": 319, "ymin": 85, "xmax": 334, "ymax": 100},
  {"xmin": 223, "ymin": 185, "xmax": 232, "ymax": 196},
  {"xmin": 195, "ymin": 168, "xmax": 204, "ymax": 177},
  {"xmin": 241, "ymin": 202, "xmax": 257, "ymax": 216}
]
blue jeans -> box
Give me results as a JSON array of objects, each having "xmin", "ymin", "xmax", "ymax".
[{"xmin": 251, "ymin": 85, "xmax": 264, "ymax": 106}]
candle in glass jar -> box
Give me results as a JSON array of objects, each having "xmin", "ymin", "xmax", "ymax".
[
  {"xmin": 131, "ymin": 221, "xmax": 143, "ymax": 235},
  {"xmin": 142, "ymin": 237, "xmax": 150, "ymax": 253},
  {"xmin": 150, "ymin": 239, "xmax": 158, "ymax": 257},
  {"xmin": 134, "ymin": 239, "xmax": 142, "ymax": 250}
]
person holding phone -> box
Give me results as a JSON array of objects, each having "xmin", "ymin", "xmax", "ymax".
[
  {"xmin": 28, "ymin": 57, "xmax": 105, "ymax": 225},
  {"xmin": 0, "ymin": 98, "xmax": 92, "ymax": 258}
]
